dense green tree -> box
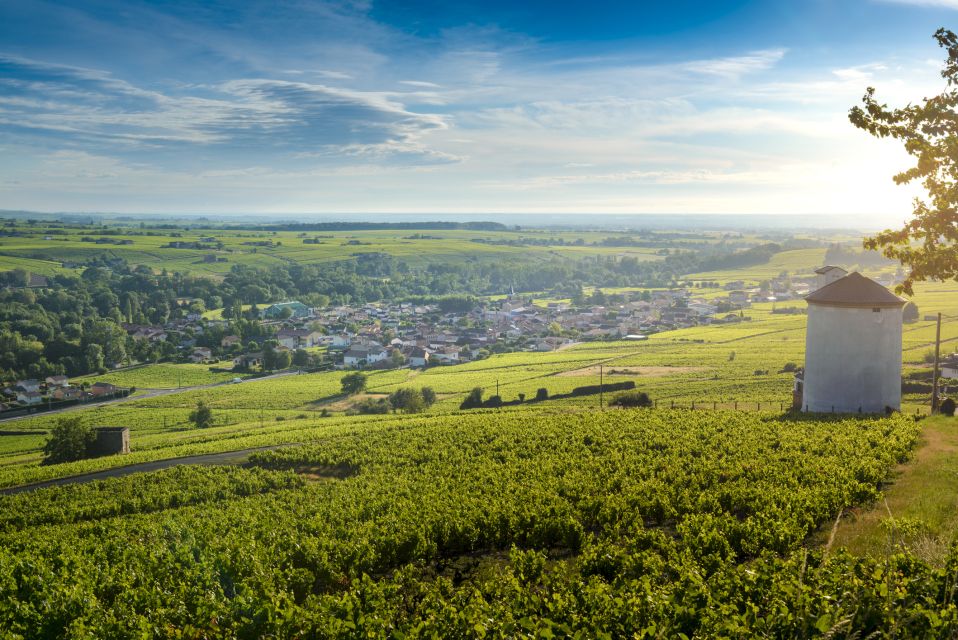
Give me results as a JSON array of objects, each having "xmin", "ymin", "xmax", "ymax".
[
  {"xmin": 341, "ymin": 372, "xmax": 367, "ymax": 395},
  {"xmin": 389, "ymin": 388, "xmax": 425, "ymax": 414},
  {"xmin": 421, "ymin": 387, "xmax": 437, "ymax": 407},
  {"xmin": 189, "ymin": 400, "xmax": 214, "ymax": 429},
  {"xmin": 43, "ymin": 416, "xmax": 95, "ymax": 465}
]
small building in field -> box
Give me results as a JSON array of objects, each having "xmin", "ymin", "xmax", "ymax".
[
  {"xmin": 91, "ymin": 427, "xmax": 130, "ymax": 456},
  {"xmin": 802, "ymin": 272, "xmax": 903, "ymax": 413},
  {"xmin": 941, "ymin": 354, "xmax": 958, "ymax": 380}
]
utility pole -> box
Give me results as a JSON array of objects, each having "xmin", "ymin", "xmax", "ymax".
[
  {"xmin": 496, "ymin": 378, "xmax": 500, "ymax": 398},
  {"xmin": 599, "ymin": 364, "xmax": 604, "ymax": 409},
  {"xmin": 933, "ymin": 312, "xmax": 943, "ymax": 413}
]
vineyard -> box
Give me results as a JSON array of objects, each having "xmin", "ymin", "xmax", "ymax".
[
  {"xmin": 3, "ymin": 408, "xmax": 953, "ymax": 636},
  {"xmin": 72, "ymin": 363, "xmax": 252, "ymax": 389},
  {"xmin": 2, "ymin": 281, "xmax": 955, "ymax": 476}
]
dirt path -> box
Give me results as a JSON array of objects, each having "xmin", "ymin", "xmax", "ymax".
[
  {"xmin": 0, "ymin": 444, "xmax": 299, "ymax": 495},
  {"xmin": 556, "ymin": 365, "xmax": 707, "ymax": 377}
]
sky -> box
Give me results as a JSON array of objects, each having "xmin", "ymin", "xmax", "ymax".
[{"xmin": 1, "ymin": 0, "xmax": 957, "ymax": 220}]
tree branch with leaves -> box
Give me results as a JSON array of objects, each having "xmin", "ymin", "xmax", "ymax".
[{"xmin": 850, "ymin": 28, "xmax": 958, "ymax": 295}]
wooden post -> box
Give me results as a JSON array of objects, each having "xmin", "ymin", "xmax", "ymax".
[
  {"xmin": 599, "ymin": 365, "xmax": 603, "ymax": 410},
  {"xmin": 933, "ymin": 312, "xmax": 942, "ymax": 414}
]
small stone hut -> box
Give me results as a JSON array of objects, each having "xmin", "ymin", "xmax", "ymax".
[{"xmin": 92, "ymin": 426, "xmax": 130, "ymax": 456}]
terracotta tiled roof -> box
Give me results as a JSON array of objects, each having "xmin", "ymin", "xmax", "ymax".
[{"xmin": 805, "ymin": 272, "xmax": 905, "ymax": 308}]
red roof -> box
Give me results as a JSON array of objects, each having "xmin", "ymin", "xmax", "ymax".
[{"xmin": 804, "ymin": 272, "xmax": 905, "ymax": 308}]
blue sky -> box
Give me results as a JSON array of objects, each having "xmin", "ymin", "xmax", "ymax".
[{"xmin": 1, "ymin": 0, "xmax": 956, "ymax": 218}]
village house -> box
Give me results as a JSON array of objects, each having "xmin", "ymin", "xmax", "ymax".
[
  {"xmin": 90, "ymin": 382, "xmax": 118, "ymax": 397},
  {"xmin": 53, "ymin": 386, "xmax": 83, "ymax": 401},
  {"xmin": 728, "ymin": 291, "xmax": 750, "ymax": 307},
  {"xmin": 45, "ymin": 375, "xmax": 69, "ymax": 388},
  {"xmin": 190, "ymin": 347, "xmax": 213, "ymax": 363},
  {"xmin": 17, "ymin": 390, "xmax": 42, "ymax": 405},
  {"xmin": 430, "ymin": 346, "xmax": 461, "ymax": 364},
  {"xmin": 330, "ymin": 333, "xmax": 352, "ymax": 349},
  {"xmin": 343, "ymin": 345, "xmax": 389, "ymax": 367},
  {"xmin": 261, "ymin": 301, "xmax": 313, "ymax": 320},
  {"xmin": 233, "ymin": 352, "xmax": 263, "ymax": 369},
  {"xmin": 14, "ymin": 379, "xmax": 42, "ymax": 394},
  {"xmin": 941, "ymin": 353, "xmax": 958, "ymax": 380},
  {"xmin": 813, "ymin": 265, "xmax": 848, "ymax": 291},
  {"xmin": 407, "ymin": 346, "xmax": 431, "ymax": 368},
  {"xmin": 221, "ymin": 335, "xmax": 242, "ymax": 348}
]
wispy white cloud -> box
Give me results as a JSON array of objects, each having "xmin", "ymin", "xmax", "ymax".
[
  {"xmin": 0, "ymin": 54, "xmax": 452, "ymax": 164},
  {"xmin": 878, "ymin": 0, "xmax": 958, "ymax": 8},
  {"xmin": 399, "ymin": 80, "xmax": 441, "ymax": 88},
  {"xmin": 678, "ymin": 48, "xmax": 787, "ymax": 78}
]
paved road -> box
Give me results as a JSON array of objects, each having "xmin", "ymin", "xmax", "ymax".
[
  {"xmin": 0, "ymin": 444, "xmax": 299, "ymax": 495},
  {"xmin": 0, "ymin": 370, "xmax": 303, "ymax": 426}
]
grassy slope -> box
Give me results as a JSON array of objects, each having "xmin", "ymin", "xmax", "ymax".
[{"xmin": 826, "ymin": 415, "xmax": 958, "ymax": 564}]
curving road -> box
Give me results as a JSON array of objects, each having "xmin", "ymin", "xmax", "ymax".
[
  {"xmin": 0, "ymin": 369, "xmax": 303, "ymax": 426},
  {"xmin": 0, "ymin": 443, "xmax": 299, "ymax": 495}
]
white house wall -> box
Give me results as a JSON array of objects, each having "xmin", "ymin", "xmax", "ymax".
[{"xmin": 804, "ymin": 304, "xmax": 902, "ymax": 413}]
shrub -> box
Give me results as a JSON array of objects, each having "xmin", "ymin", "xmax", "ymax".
[
  {"xmin": 571, "ymin": 381, "xmax": 635, "ymax": 396},
  {"xmin": 389, "ymin": 388, "xmax": 425, "ymax": 414},
  {"xmin": 355, "ymin": 398, "xmax": 390, "ymax": 414},
  {"xmin": 518, "ymin": 393, "xmax": 526, "ymax": 403},
  {"xmin": 610, "ymin": 391, "xmax": 653, "ymax": 408},
  {"xmin": 420, "ymin": 387, "xmax": 437, "ymax": 407},
  {"xmin": 903, "ymin": 302, "xmax": 919, "ymax": 323},
  {"xmin": 189, "ymin": 400, "xmax": 214, "ymax": 429},
  {"xmin": 460, "ymin": 387, "xmax": 484, "ymax": 410},
  {"xmin": 483, "ymin": 395, "xmax": 503, "ymax": 408},
  {"xmin": 781, "ymin": 362, "xmax": 798, "ymax": 373},
  {"xmin": 941, "ymin": 397, "xmax": 956, "ymax": 416},
  {"xmin": 535, "ymin": 388, "xmax": 549, "ymax": 401},
  {"xmin": 43, "ymin": 416, "xmax": 95, "ymax": 465}
]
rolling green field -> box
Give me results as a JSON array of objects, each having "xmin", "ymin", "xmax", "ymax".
[{"xmin": 0, "ymin": 226, "xmax": 686, "ymax": 277}]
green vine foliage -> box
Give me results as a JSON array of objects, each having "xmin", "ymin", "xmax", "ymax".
[{"xmin": 2, "ymin": 410, "xmax": 953, "ymax": 637}]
